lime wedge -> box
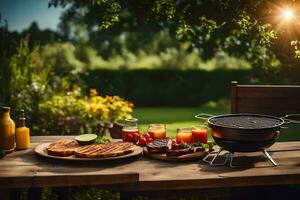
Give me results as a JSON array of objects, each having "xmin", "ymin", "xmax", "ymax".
[{"xmin": 75, "ymin": 134, "xmax": 97, "ymax": 145}]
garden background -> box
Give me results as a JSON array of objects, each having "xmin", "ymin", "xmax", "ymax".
[
  {"xmin": 1, "ymin": 0, "xmax": 300, "ymax": 199},
  {"xmin": 1, "ymin": 0, "xmax": 300, "ymax": 139}
]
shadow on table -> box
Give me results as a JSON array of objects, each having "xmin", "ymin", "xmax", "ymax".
[
  {"xmin": 19, "ymin": 149, "xmax": 143, "ymax": 174},
  {"xmin": 199, "ymin": 152, "xmax": 277, "ymax": 173}
]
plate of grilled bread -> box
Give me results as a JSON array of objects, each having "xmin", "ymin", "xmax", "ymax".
[
  {"xmin": 34, "ymin": 139, "xmax": 143, "ymax": 161},
  {"xmin": 143, "ymin": 138, "xmax": 209, "ymax": 162}
]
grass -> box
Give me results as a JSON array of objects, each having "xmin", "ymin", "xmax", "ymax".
[
  {"xmin": 133, "ymin": 103, "xmax": 300, "ymax": 142},
  {"xmin": 133, "ymin": 101, "xmax": 230, "ymax": 139}
]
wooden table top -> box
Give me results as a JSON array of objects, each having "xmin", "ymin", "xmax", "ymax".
[{"xmin": 1, "ymin": 136, "xmax": 300, "ymax": 191}]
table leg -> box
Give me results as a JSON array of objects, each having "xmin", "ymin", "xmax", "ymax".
[{"xmin": 27, "ymin": 188, "xmax": 42, "ymax": 200}]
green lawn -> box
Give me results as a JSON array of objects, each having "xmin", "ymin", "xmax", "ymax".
[
  {"xmin": 133, "ymin": 105, "xmax": 300, "ymax": 141},
  {"xmin": 133, "ymin": 103, "xmax": 230, "ymax": 139}
]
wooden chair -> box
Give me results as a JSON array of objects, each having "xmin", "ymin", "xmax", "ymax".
[{"xmin": 231, "ymin": 81, "xmax": 300, "ymax": 117}]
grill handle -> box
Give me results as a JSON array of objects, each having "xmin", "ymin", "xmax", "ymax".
[
  {"xmin": 281, "ymin": 114, "xmax": 300, "ymax": 124},
  {"xmin": 195, "ymin": 113, "xmax": 215, "ymax": 120},
  {"xmin": 273, "ymin": 130, "xmax": 280, "ymax": 139}
]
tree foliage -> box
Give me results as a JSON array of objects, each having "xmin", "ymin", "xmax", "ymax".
[
  {"xmin": 49, "ymin": 0, "xmax": 278, "ymax": 52},
  {"xmin": 47, "ymin": 0, "xmax": 300, "ymax": 83}
]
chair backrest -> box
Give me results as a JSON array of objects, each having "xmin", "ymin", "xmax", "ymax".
[{"xmin": 231, "ymin": 81, "xmax": 300, "ymax": 117}]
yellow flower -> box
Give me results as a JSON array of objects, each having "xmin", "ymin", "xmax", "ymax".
[
  {"xmin": 90, "ymin": 88, "xmax": 98, "ymax": 96},
  {"xmin": 89, "ymin": 104, "xmax": 98, "ymax": 112}
]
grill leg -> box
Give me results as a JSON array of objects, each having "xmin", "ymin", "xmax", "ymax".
[
  {"xmin": 203, "ymin": 148, "xmax": 230, "ymax": 166},
  {"xmin": 229, "ymin": 152, "xmax": 237, "ymax": 168},
  {"xmin": 263, "ymin": 150, "xmax": 277, "ymax": 166}
]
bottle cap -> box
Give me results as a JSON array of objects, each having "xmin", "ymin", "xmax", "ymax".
[
  {"xmin": 18, "ymin": 109, "xmax": 26, "ymax": 127},
  {"xmin": 20, "ymin": 109, "xmax": 25, "ymax": 119},
  {"xmin": 2, "ymin": 107, "xmax": 10, "ymax": 112}
]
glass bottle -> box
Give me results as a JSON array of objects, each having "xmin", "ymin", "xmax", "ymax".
[
  {"xmin": 122, "ymin": 118, "xmax": 139, "ymax": 142},
  {"xmin": 16, "ymin": 110, "xmax": 30, "ymax": 150},
  {"xmin": 0, "ymin": 107, "xmax": 16, "ymax": 153}
]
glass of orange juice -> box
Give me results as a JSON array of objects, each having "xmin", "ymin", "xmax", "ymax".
[
  {"xmin": 192, "ymin": 125, "xmax": 208, "ymax": 143},
  {"xmin": 176, "ymin": 127, "xmax": 193, "ymax": 144},
  {"xmin": 148, "ymin": 124, "xmax": 166, "ymax": 139}
]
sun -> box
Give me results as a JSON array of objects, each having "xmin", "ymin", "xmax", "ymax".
[{"xmin": 282, "ymin": 9, "xmax": 294, "ymax": 21}]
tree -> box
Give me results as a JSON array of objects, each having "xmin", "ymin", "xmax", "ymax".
[{"xmin": 49, "ymin": 0, "xmax": 300, "ymax": 83}]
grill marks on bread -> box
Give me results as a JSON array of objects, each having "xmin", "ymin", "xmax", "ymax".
[
  {"xmin": 47, "ymin": 139, "xmax": 79, "ymax": 157},
  {"xmin": 47, "ymin": 139, "xmax": 135, "ymax": 158},
  {"xmin": 74, "ymin": 142, "xmax": 135, "ymax": 158}
]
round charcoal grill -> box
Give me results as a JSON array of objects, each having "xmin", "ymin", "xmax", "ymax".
[
  {"xmin": 196, "ymin": 113, "xmax": 300, "ymax": 167},
  {"xmin": 208, "ymin": 114, "xmax": 284, "ymax": 142}
]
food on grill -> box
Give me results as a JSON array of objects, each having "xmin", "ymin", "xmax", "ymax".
[
  {"xmin": 74, "ymin": 142, "xmax": 135, "ymax": 158},
  {"xmin": 146, "ymin": 138, "xmax": 172, "ymax": 154},
  {"xmin": 210, "ymin": 115, "xmax": 282, "ymax": 129},
  {"xmin": 47, "ymin": 139, "xmax": 79, "ymax": 157},
  {"xmin": 75, "ymin": 134, "xmax": 97, "ymax": 145}
]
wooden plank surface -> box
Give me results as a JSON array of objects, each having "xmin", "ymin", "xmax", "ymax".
[
  {"xmin": 237, "ymin": 86, "xmax": 300, "ymax": 98},
  {"xmin": 231, "ymin": 82, "xmax": 300, "ymax": 116},
  {"xmin": 0, "ymin": 136, "xmax": 139, "ymax": 188},
  {"xmin": 236, "ymin": 97, "xmax": 300, "ymax": 116},
  {"xmin": 1, "ymin": 136, "xmax": 300, "ymax": 191}
]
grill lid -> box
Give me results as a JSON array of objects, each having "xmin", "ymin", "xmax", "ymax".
[{"xmin": 209, "ymin": 114, "xmax": 284, "ymax": 129}]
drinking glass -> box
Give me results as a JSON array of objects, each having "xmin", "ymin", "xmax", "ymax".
[
  {"xmin": 176, "ymin": 127, "xmax": 193, "ymax": 143},
  {"xmin": 148, "ymin": 124, "xmax": 166, "ymax": 139},
  {"xmin": 122, "ymin": 118, "xmax": 139, "ymax": 141},
  {"xmin": 192, "ymin": 125, "xmax": 208, "ymax": 143}
]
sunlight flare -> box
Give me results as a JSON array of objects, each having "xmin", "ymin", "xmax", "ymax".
[{"xmin": 282, "ymin": 9, "xmax": 294, "ymax": 21}]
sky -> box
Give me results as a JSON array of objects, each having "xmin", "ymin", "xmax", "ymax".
[{"xmin": 0, "ymin": 0, "xmax": 65, "ymax": 32}]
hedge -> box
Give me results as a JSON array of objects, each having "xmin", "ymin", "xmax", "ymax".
[{"xmin": 82, "ymin": 69, "xmax": 252, "ymax": 106}]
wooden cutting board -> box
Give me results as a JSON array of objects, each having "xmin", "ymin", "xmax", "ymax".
[
  {"xmin": 143, "ymin": 147, "xmax": 209, "ymax": 162},
  {"xmin": 34, "ymin": 143, "xmax": 143, "ymax": 161}
]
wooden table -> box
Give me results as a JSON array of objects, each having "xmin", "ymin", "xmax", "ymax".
[{"xmin": 1, "ymin": 136, "xmax": 300, "ymax": 199}]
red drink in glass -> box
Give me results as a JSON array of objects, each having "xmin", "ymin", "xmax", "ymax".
[
  {"xmin": 148, "ymin": 130, "xmax": 166, "ymax": 139},
  {"xmin": 192, "ymin": 125, "xmax": 208, "ymax": 143},
  {"xmin": 122, "ymin": 118, "xmax": 139, "ymax": 142},
  {"xmin": 176, "ymin": 128, "xmax": 193, "ymax": 143},
  {"xmin": 122, "ymin": 128, "xmax": 139, "ymax": 142},
  {"xmin": 148, "ymin": 124, "xmax": 166, "ymax": 139}
]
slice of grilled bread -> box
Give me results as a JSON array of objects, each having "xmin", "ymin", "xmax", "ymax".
[
  {"xmin": 47, "ymin": 139, "xmax": 79, "ymax": 157},
  {"xmin": 74, "ymin": 142, "xmax": 135, "ymax": 158}
]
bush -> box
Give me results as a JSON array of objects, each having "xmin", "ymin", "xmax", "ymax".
[
  {"xmin": 0, "ymin": 38, "xmax": 134, "ymax": 135},
  {"xmin": 82, "ymin": 69, "xmax": 252, "ymax": 106},
  {"xmin": 0, "ymin": 38, "xmax": 51, "ymax": 124},
  {"xmin": 37, "ymin": 89, "xmax": 133, "ymax": 135}
]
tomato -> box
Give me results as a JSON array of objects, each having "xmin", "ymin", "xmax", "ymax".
[
  {"xmin": 148, "ymin": 132, "xmax": 155, "ymax": 139},
  {"xmin": 132, "ymin": 131, "xmax": 140, "ymax": 138},
  {"xmin": 137, "ymin": 136, "xmax": 147, "ymax": 146},
  {"xmin": 132, "ymin": 135, "xmax": 140, "ymax": 144},
  {"xmin": 146, "ymin": 137, "xmax": 154, "ymax": 144},
  {"xmin": 123, "ymin": 133, "xmax": 134, "ymax": 142},
  {"xmin": 143, "ymin": 133, "xmax": 151, "ymax": 139}
]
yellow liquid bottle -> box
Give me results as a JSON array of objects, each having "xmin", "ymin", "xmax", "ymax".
[
  {"xmin": 0, "ymin": 107, "xmax": 16, "ymax": 153},
  {"xmin": 16, "ymin": 110, "xmax": 30, "ymax": 150}
]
